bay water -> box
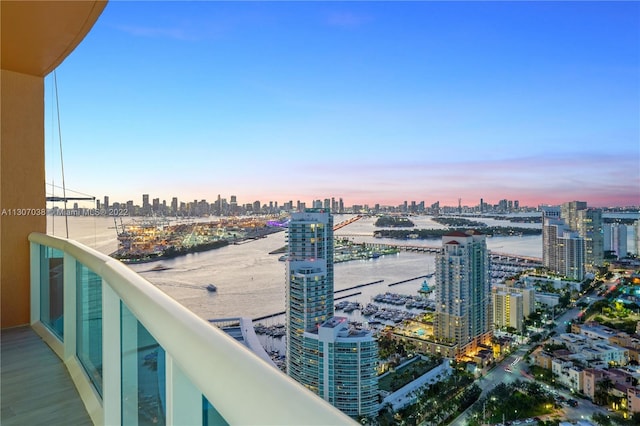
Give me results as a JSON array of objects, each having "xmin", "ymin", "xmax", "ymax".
[{"xmin": 46, "ymin": 213, "xmax": 635, "ymax": 323}]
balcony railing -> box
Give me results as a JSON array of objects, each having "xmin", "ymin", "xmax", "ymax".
[{"xmin": 29, "ymin": 232, "xmax": 354, "ymax": 425}]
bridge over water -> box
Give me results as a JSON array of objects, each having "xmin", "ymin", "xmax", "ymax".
[
  {"xmin": 333, "ymin": 215, "xmax": 363, "ymax": 231},
  {"xmin": 355, "ymin": 241, "xmax": 542, "ymax": 266}
]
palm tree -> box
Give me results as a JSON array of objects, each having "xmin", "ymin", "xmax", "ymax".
[{"xmin": 594, "ymin": 377, "xmax": 613, "ymax": 406}]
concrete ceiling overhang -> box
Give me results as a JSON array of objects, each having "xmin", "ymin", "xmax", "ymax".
[{"xmin": 1, "ymin": 0, "xmax": 107, "ymax": 77}]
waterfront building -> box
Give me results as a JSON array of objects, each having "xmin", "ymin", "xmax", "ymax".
[
  {"xmin": 604, "ymin": 223, "xmax": 628, "ymax": 259},
  {"xmin": 576, "ymin": 208, "xmax": 604, "ymax": 268},
  {"xmin": 561, "ymin": 201, "xmax": 588, "ymax": 231},
  {"xmin": 545, "ymin": 202, "xmax": 602, "ymax": 271},
  {"xmin": 543, "ymin": 217, "xmax": 585, "ymax": 281},
  {"xmin": 285, "ymin": 209, "xmax": 378, "ymax": 417},
  {"xmin": 542, "ymin": 206, "xmax": 562, "ymax": 269},
  {"xmin": 635, "ymin": 220, "xmax": 640, "ymax": 256},
  {"xmin": 433, "ymin": 231, "xmax": 492, "ymax": 355},
  {"xmin": 557, "ymin": 230, "xmax": 585, "ymax": 281},
  {"xmin": 316, "ymin": 317, "xmax": 379, "ymax": 417}
]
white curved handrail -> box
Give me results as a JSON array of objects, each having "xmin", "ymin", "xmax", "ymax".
[{"xmin": 29, "ymin": 232, "xmax": 355, "ymax": 425}]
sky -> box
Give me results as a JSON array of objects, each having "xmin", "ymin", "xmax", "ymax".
[{"xmin": 45, "ymin": 1, "xmax": 640, "ymax": 209}]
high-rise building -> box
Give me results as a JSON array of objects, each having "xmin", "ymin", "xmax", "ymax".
[
  {"xmin": 561, "ymin": 201, "xmax": 587, "ymax": 230},
  {"xmin": 543, "ymin": 216, "xmax": 563, "ymax": 270},
  {"xmin": 604, "ymin": 223, "xmax": 628, "ymax": 259},
  {"xmin": 543, "ymin": 204, "xmax": 595, "ymax": 276},
  {"xmin": 317, "ymin": 317, "xmax": 379, "ymax": 417},
  {"xmin": 142, "ymin": 194, "xmax": 150, "ymax": 214},
  {"xmin": 286, "ymin": 209, "xmax": 335, "ymax": 385},
  {"xmin": 577, "ymin": 208, "xmax": 604, "ymax": 268},
  {"xmin": 285, "ymin": 209, "xmax": 378, "ymax": 417},
  {"xmin": 543, "ymin": 217, "xmax": 585, "ymax": 280},
  {"xmin": 434, "ymin": 231, "xmax": 491, "ymax": 353},
  {"xmin": 558, "ymin": 230, "xmax": 585, "ymax": 280},
  {"xmin": 230, "ymin": 195, "xmax": 238, "ymax": 215}
]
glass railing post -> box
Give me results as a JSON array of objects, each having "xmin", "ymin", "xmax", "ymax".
[
  {"xmin": 30, "ymin": 241, "xmax": 41, "ymax": 324},
  {"xmin": 103, "ymin": 281, "xmax": 122, "ymax": 425},
  {"xmin": 63, "ymin": 253, "xmax": 77, "ymax": 361},
  {"xmin": 121, "ymin": 302, "xmax": 167, "ymax": 425},
  {"xmin": 41, "ymin": 246, "xmax": 65, "ymax": 338},
  {"xmin": 166, "ymin": 353, "xmax": 202, "ymax": 425},
  {"xmin": 76, "ymin": 263, "xmax": 103, "ymax": 396},
  {"xmin": 121, "ymin": 301, "xmax": 140, "ymax": 425}
]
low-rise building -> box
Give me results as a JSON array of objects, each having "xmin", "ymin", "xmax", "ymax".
[
  {"xmin": 584, "ymin": 367, "xmax": 639, "ymax": 407},
  {"xmin": 583, "ymin": 368, "xmax": 606, "ymax": 400},
  {"xmin": 551, "ymin": 332, "xmax": 629, "ymax": 366},
  {"xmin": 552, "ymin": 357, "xmax": 584, "ymax": 392},
  {"xmin": 532, "ymin": 351, "xmax": 553, "ymax": 370},
  {"xmin": 628, "ymin": 387, "xmax": 640, "ymax": 413},
  {"xmin": 536, "ymin": 292, "xmax": 561, "ymax": 307},
  {"xmin": 576, "ymin": 322, "xmax": 618, "ymax": 341}
]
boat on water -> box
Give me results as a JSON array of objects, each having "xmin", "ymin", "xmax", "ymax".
[
  {"xmin": 150, "ymin": 264, "xmax": 171, "ymax": 272},
  {"xmin": 206, "ymin": 284, "xmax": 217, "ymax": 292}
]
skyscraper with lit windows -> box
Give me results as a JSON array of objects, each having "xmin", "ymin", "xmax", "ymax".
[
  {"xmin": 285, "ymin": 208, "xmax": 378, "ymax": 417},
  {"xmin": 434, "ymin": 230, "xmax": 492, "ymax": 354}
]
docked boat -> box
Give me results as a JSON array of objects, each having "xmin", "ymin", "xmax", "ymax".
[{"xmin": 206, "ymin": 284, "xmax": 217, "ymax": 292}]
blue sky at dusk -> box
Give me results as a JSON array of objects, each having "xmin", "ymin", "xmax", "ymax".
[{"xmin": 45, "ymin": 1, "xmax": 640, "ymax": 208}]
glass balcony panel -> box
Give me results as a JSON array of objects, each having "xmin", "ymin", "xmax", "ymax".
[
  {"xmin": 40, "ymin": 245, "xmax": 64, "ymax": 338},
  {"xmin": 121, "ymin": 302, "xmax": 166, "ymax": 425},
  {"xmin": 202, "ymin": 396, "xmax": 229, "ymax": 426},
  {"xmin": 76, "ymin": 262, "xmax": 103, "ymax": 395}
]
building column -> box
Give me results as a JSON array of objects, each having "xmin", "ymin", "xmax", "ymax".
[{"xmin": 1, "ymin": 69, "xmax": 46, "ymax": 327}]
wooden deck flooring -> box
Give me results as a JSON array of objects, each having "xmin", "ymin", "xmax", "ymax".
[{"xmin": 1, "ymin": 326, "xmax": 92, "ymax": 425}]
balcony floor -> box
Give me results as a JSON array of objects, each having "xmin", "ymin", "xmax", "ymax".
[{"xmin": 1, "ymin": 326, "xmax": 92, "ymax": 425}]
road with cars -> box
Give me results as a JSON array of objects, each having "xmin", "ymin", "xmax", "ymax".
[
  {"xmin": 448, "ymin": 340, "xmax": 611, "ymax": 426},
  {"xmin": 448, "ymin": 277, "xmax": 621, "ymax": 426}
]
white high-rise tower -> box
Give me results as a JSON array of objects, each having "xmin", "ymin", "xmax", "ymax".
[{"xmin": 285, "ymin": 209, "xmax": 378, "ymax": 417}]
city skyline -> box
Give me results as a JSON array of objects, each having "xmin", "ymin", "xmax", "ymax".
[
  {"xmin": 45, "ymin": 1, "xmax": 639, "ymax": 207},
  {"xmin": 61, "ymin": 190, "xmax": 640, "ymax": 214}
]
